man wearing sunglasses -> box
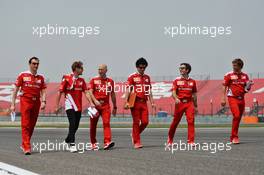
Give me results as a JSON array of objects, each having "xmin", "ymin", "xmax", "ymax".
[
  {"xmin": 167, "ymin": 63, "xmax": 198, "ymax": 146},
  {"xmin": 55, "ymin": 61, "xmax": 94, "ymax": 153},
  {"xmin": 124, "ymin": 57, "xmax": 155, "ymax": 149},
  {"xmin": 10, "ymin": 57, "xmax": 47, "ymax": 155}
]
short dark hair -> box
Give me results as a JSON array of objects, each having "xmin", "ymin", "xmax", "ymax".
[
  {"xmin": 232, "ymin": 58, "xmax": 244, "ymax": 68},
  {"xmin": 180, "ymin": 63, "xmax": 192, "ymax": 74},
  {"xmin": 71, "ymin": 61, "xmax": 83, "ymax": 72},
  {"xmin": 136, "ymin": 57, "xmax": 148, "ymax": 67},
  {"xmin": 28, "ymin": 57, "xmax": 39, "ymax": 64}
]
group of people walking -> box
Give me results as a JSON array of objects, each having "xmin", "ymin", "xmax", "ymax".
[{"xmin": 10, "ymin": 57, "xmax": 252, "ymax": 155}]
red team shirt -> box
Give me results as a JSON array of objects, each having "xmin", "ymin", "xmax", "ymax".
[
  {"xmin": 126, "ymin": 72, "xmax": 152, "ymax": 100},
  {"xmin": 15, "ymin": 71, "xmax": 47, "ymax": 98},
  {"xmin": 172, "ymin": 77, "xmax": 197, "ymax": 99},
  {"xmin": 89, "ymin": 76, "xmax": 114, "ymax": 104},
  {"xmin": 223, "ymin": 71, "xmax": 249, "ymax": 98},
  {"xmin": 59, "ymin": 74, "xmax": 87, "ymax": 111}
]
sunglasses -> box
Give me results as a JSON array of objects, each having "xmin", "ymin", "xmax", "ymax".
[
  {"xmin": 31, "ymin": 62, "xmax": 39, "ymax": 65},
  {"xmin": 179, "ymin": 66, "xmax": 186, "ymax": 70}
]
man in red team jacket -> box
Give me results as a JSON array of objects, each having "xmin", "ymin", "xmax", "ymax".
[
  {"xmin": 89, "ymin": 64, "xmax": 117, "ymax": 150},
  {"xmin": 124, "ymin": 57, "xmax": 155, "ymax": 149},
  {"xmin": 55, "ymin": 61, "xmax": 94, "ymax": 152},
  {"xmin": 221, "ymin": 58, "xmax": 253, "ymax": 144},
  {"xmin": 167, "ymin": 63, "xmax": 198, "ymax": 146},
  {"xmin": 10, "ymin": 57, "xmax": 47, "ymax": 155}
]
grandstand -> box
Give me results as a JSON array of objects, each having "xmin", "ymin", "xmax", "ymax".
[{"xmin": 0, "ymin": 74, "xmax": 264, "ymax": 117}]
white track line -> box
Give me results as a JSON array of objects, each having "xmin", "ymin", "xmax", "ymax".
[{"xmin": 0, "ymin": 162, "xmax": 39, "ymax": 175}]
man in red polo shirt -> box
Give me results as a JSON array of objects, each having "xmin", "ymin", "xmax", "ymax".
[
  {"xmin": 221, "ymin": 58, "xmax": 253, "ymax": 144},
  {"xmin": 167, "ymin": 63, "xmax": 198, "ymax": 146},
  {"xmin": 89, "ymin": 64, "xmax": 117, "ymax": 150},
  {"xmin": 55, "ymin": 61, "xmax": 94, "ymax": 152},
  {"xmin": 124, "ymin": 57, "xmax": 155, "ymax": 149},
  {"xmin": 10, "ymin": 57, "xmax": 47, "ymax": 155}
]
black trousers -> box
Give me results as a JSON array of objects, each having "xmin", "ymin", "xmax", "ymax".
[{"xmin": 65, "ymin": 109, "xmax": 81, "ymax": 144}]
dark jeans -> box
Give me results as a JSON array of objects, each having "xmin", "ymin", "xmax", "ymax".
[{"xmin": 65, "ymin": 109, "xmax": 81, "ymax": 144}]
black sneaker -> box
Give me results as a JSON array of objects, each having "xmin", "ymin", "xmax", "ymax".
[
  {"xmin": 103, "ymin": 141, "xmax": 115, "ymax": 150},
  {"xmin": 20, "ymin": 146, "xmax": 31, "ymax": 155},
  {"xmin": 24, "ymin": 151, "xmax": 31, "ymax": 155}
]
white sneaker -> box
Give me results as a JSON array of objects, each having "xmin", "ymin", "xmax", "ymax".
[{"xmin": 67, "ymin": 144, "xmax": 78, "ymax": 153}]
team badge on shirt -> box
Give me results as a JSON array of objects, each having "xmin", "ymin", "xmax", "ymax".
[
  {"xmin": 230, "ymin": 75, "xmax": 238, "ymax": 80},
  {"xmin": 177, "ymin": 81, "xmax": 184, "ymax": 85},
  {"xmin": 36, "ymin": 79, "xmax": 42, "ymax": 84},
  {"xmin": 242, "ymin": 76, "xmax": 247, "ymax": 79},
  {"xmin": 23, "ymin": 77, "xmax": 31, "ymax": 82},
  {"xmin": 94, "ymin": 80, "xmax": 101, "ymax": 84},
  {"xmin": 133, "ymin": 77, "xmax": 141, "ymax": 82}
]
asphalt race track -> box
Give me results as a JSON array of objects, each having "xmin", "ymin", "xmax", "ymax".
[{"xmin": 0, "ymin": 127, "xmax": 263, "ymax": 175}]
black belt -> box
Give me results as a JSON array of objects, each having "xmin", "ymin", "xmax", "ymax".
[
  {"xmin": 21, "ymin": 96, "xmax": 40, "ymax": 101},
  {"xmin": 179, "ymin": 98, "xmax": 192, "ymax": 103},
  {"xmin": 135, "ymin": 97, "xmax": 146, "ymax": 102},
  {"xmin": 97, "ymin": 99, "xmax": 108, "ymax": 104},
  {"xmin": 229, "ymin": 96, "xmax": 244, "ymax": 100}
]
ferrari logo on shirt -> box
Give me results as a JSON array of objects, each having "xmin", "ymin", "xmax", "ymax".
[
  {"xmin": 242, "ymin": 76, "xmax": 247, "ymax": 79},
  {"xmin": 189, "ymin": 82, "xmax": 193, "ymax": 86},
  {"xmin": 133, "ymin": 77, "xmax": 141, "ymax": 82},
  {"xmin": 177, "ymin": 81, "xmax": 184, "ymax": 85},
  {"xmin": 23, "ymin": 77, "xmax": 31, "ymax": 82},
  {"xmin": 145, "ymin": 79, "xmax": 149, "ymax": 82},
  {"xmin": 230, "ymin": 75, "xmax": 238, "ymax": 80},
  {"xmin": 94, "ymin": 80, "xmax": 101, "ymax": 84},
  {"xmin": 36, "ymin": 79, "xmax": 42, "ymax": 84}
]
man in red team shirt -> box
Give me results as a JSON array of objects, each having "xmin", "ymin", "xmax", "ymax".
[
  {"xmin": 10, "ymin": 57, "xmax": 47, "ymax": 155},
  {"xmin": 167, "ymin": 63, "xmax": 198, "ymax": 146},
  {"xmin": 124, "ymin": 57, "xmax": 155, "ymax": 149},
  {"xmin": 89, "ymin": 64, "xmax": 117, "ymax": 150},
  {"xmin": 221, "ymin": 58, "xmax": 253, "ymax": 144},
  {"xmin": 55, "ymin": 61, "xmax": 94, "ymax": 152}
]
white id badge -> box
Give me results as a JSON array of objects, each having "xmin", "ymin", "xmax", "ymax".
[{"xmin": 10, "ymin": 112, "xmax": 16, "ymax": 122}]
